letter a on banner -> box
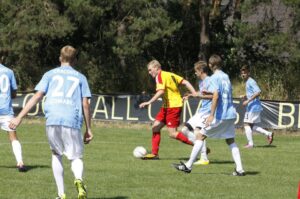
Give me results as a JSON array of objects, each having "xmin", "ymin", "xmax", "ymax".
[{"xmin": 92, "ymin": 96, "xmax": 108, "ymax": 119}]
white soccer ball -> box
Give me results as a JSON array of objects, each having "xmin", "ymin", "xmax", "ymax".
[{"xmin": 133, "ymin": 146, "xmax": 147, "ymax": 158}]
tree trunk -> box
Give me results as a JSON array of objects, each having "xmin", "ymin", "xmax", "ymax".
[{"xmin": 198, "ymin": 0, "xmax": 210, "ymax": 61}]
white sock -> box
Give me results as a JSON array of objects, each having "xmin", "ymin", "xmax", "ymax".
[
  {"xmin": 71, "ymin": 158, "xmax": 83, "ymax": 180},
  {"xmin": 229, "ymin": 143, "xmax": 243, "ymax": 172},
  {"xmin": 11, "ymin": 140, "xmax": 23, "ymax": 164},
  {"xmin": 52, "ymin": 154, "xmax": 64, "ymax": 196},
  {"xmin": 253, "ymin": 126, "xmax": 272, "ymax": 136},
  {"xmin": 181, "ymin": 127, "xmax": 195, "ymax": 144},
  {"xmin": 244, "ymin": 126, "xmax": 253, "ymax": 146},
  {"xmin": 186, "ymin": 140, "xmax": 203, "ymax": 169},
  {"xmin": 200, "ymin": 140, "xmax": 208, "ymax": 160}
]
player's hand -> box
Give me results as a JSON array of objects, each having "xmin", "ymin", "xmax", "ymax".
[
  {"xmin": 9, "ymin": 117, "xmax": 22, "ymax": 130},
  {"xmin": 205, "ymin": 115, "xmax": 214, "ymax": 127},
  {"xmin": 84, "ymin": 130, "xmax": 93, "ymax": 144},
  {"xmin": 242, "ymin": 100, "xmax": 249, "ymax": 106},
  {"xmin": 139, "ymin": 102, "xmax": 149, "ymax": 108}
]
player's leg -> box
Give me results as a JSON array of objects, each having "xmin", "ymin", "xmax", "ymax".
[
  {"xmin": 185, "ymin": 129, "xmax": 207, "ymax": 168},
  {"xmin": 194, "ymin": 139, "xmax": 209, "ymax": 165},
  {"xmin": 181, "ymin": 125, "xmax": 196, "ymax": 144},
  {"xmin": 62, "ymin": 126, "xmax": 87, "ymax": 199},
  {"xmin": 52, "ymin": 152, "xmax": 65, "ymax": 198},
  {"xmin": 244, "ymin": 123, "xmax": 254, "ymax": 148},
  {"xmin": 8, "ymin": 131, "xmax": 26, "ymax": 171},
  {"xmin": 243, "ymin": 112, "xmax": 254, "ymax": 148},
  {"xmin": 142, "ymin": 120, "xmax": 164, "ymax": 159},
  {"xmin": 166, "ymin": 108, "xmax": 193, "ymax": 145},
  {"xmin": 173, "ymin": 128, "xmax": 206, "ymax": 173},
  {"xmin": 252, "ymin": 125, "xmax": 274, "ymax": 144},
  {"xmin": 47, "ymin": 126, "xmax": 66, "ymax": 198},
  {"xmin": 226, "ymin": 138, "xmax": 245, "ymax": 176}
]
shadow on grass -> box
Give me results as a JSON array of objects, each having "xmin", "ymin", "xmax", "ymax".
[
  {"xmin": 245, "ymin": 171, "xmax": 260, "ymax": 175},
  {"xmin": 89, "ymin": 197, "xmax": 128, "ymax": 199},
  {"xmin": 255, "ymin": 145, "xmax": 276, "ymax": 148},
  {"xmin": 0, "ymin": 164, "xmax": 50, "ymax": 172}
]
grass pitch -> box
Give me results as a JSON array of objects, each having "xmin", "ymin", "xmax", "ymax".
[{"xmin": 0, "ymin": 122, "xmax": 299, "ymax": 199}]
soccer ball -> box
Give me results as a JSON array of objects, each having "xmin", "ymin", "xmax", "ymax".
[{"xmin": 133, "ymin": 146, "xmax": 147, "ymax": 158}]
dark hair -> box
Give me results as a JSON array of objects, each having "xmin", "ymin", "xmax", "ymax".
[
  {"xmin": 240, "ymin": 65, "xmax": 250, "ymax": 72},
  {"xmin": 208, "ymin": 54, "xmax": 222, "ymax": 69}
]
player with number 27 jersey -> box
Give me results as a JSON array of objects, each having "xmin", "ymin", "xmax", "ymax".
[{"xmin": 35, "ymin": 66, "xmax": 91, "ymax": 130}]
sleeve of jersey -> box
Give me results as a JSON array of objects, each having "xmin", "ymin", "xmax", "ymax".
[
  {"xmin": 11, "ymin": 72, "xmax": 18, "ymax": 90},
  {"xmin": 251, "ymin": 80, "xmax": 261, "ymax": 93},
  {"xmin": 155, "ymin": 72, "xmax": 165, "ymax": 91},
  {"xmin": 81, "ymin": 75, "xmax": 92, "ymax": 98},
  {"xmin": 35, "ymin": 73, "xmax": 49, "ymax": 93}
]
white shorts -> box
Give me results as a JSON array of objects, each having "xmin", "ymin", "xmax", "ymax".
[
  {"xmin": 244, "ymin": 111, "xmax": 261, "ymax": 124},
  {"xmin": 0, "ymin": 115, "xmax": 15, "ymax": 132},
  {"xmin": 201, "ymin": 119, "xmax": 235, "ymax": 139},
  {"xmin": 46, "ymin": 125, "xmax": 84, "ymax": 160},
  {"xmin": 186, "ymin": 112, "xmax": 210, "ymax": 130}
]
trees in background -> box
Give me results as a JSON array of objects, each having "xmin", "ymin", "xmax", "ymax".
[{"xmin": 0, "ymin": 0, "xmax": 299, "ymax": 99}]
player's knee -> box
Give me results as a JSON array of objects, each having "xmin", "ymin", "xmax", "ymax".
[
  {"xmin": 181, "ymin": 126, "xmax": 189, "ymax": 136},
  {"xmin": 225, "ymin": 138, "xmax": 235, "ymax": 145},
  {"xmin": 194, "ymin": 128, "xmax": 205, "ymax": 140}
]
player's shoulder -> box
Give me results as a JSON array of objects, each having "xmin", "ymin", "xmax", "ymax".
[{"xmin": 0, "ymin": 64, "xmax": 14, "ymax": 74}]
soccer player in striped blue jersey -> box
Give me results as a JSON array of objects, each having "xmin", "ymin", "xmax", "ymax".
[
  {"xmin": 240, "ymin": 65, "xmax": 273, "ymax": 148},
  {"xmin": 9, "ymin": 46, "xmax": 93, "ymax": 199},
  {"xmin": 0, "ymin": 53, "xmax": 26, "ymax": 172},
  {"xmin": 173, "ymin": 55, "xmax": 245, "ymax": 176}
]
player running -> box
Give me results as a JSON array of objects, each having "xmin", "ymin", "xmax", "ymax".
[
  {"xmin": 181, "ymin": 61, "xmax": 212, "ymax": 165},
  {"xmin": 173, "ymin": 54, "xmax": 245, "ymax": 176},
  {"xmin": 0, "ymin": 54, "xmax": 26, "ymax": 172},
  {"xmin": 9, "ymin": 45, "xmax": 93, "ymax": 199},
  {"xmin": 240, "ymin": 65, "xmax": 274, "ymax": 148},
  {"xmin": 139, "ymin": 60, "xmax": 198, "ymax": 160}
]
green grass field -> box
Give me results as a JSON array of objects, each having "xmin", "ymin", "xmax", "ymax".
[{"xmin": 0, "ymin": 122, "xmax": 299, "ymax": 199}]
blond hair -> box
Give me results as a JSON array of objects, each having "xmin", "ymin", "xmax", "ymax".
[
  {"xmin": 60, "ymin": 45, "xmax": 77, "ymax": 63},
  {"xmin": 194, "ymin": 61, "xmax": 209, "ymax": 73},
  {"xmin": 209, "ymin": 54, "xmax": 222, "ymax": 69},
  {"xmin": 147, "ymin": 60, "xmax": 161, "ymax": 69}
]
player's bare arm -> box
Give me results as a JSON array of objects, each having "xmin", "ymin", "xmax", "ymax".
[
  {"xmin": 139, "ymin": 89, "xmax": 164, "ymax": 108},
  {"xmin": 9, "ymin": 91, "xmax": 44, "ymax": 129},
  {"xmin": 243, "ymin": 91, "xmax": 261, "ymax": 106},
  {"xmin": 82, "ymin": 97, "xmax": 93, "ymax": 144},
  {"xmin": 181, "ymin": 80, "xmax": 198, "ymax": 97}
]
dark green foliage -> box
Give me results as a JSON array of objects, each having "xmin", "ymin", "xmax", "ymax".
[{"xmin": 0, "ymin": 0, "xmax": 299, "ymax": 99}]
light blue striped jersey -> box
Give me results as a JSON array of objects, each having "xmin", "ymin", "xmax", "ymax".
[
  {"xmin": 198, "ymin": 76, "xmax": 211, "ymax": 114},
  {"xmin": 35, "ymin": 66, "xmax": 91, "ymax": 129},
  {"xmin": 208, "ymin": 70, "xmax": 236, "ymax": 120},
  {"xmin": 245, "ymin": 77, "xmax": 263, "ymax": 112},
  {"xmin": 0, "ymin": 64, "xmax": 17, "ymax": 116}
]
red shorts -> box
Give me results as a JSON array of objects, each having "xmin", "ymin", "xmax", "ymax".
[{"xmin": 155, "ymin": 107, "xmax": 182, "ymax": 128}]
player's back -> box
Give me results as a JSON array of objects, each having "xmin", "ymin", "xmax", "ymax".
[
  {"xmin": 36, "ymin": 66, "xmax": 91, "ymax": 129},
  {"xmin": 0, "ymin": 64, "xmax": 17, "ymax": 116},
  {"xmin": 209, "ymin": 70, "xmax": 236, "ymax": 120}
]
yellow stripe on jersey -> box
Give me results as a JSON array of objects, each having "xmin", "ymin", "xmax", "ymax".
[{"xmin": 156, "ymin": 71, "xmax": 184, "ymax": 108}]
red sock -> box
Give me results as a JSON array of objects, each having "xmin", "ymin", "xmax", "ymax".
[
  {"xmin": 298, "ymin": 182, "xmax": 300, "ymax": 199},
  {"xmin": 152, "ymin": 132, "xmax": 161, "ymax": 155},
  {"xmin": 176, "ymin": 132, "xmax": 193, "ymax": 145}
]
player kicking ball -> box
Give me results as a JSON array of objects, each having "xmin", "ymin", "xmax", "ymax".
[
  {"xmin": 180, "ymin": 61, "xmax": 212, "ymax": 165},
  {"xmin": 9, "ymin": 46, "xmax": 93, "ymax": 199},
  {"xmin": 173, "ymin": 55, "xmax": 245, "ymax": 176},
  {"xmin": 240, "ymin": 65, "xmax": 274, "ymax": 148}
]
